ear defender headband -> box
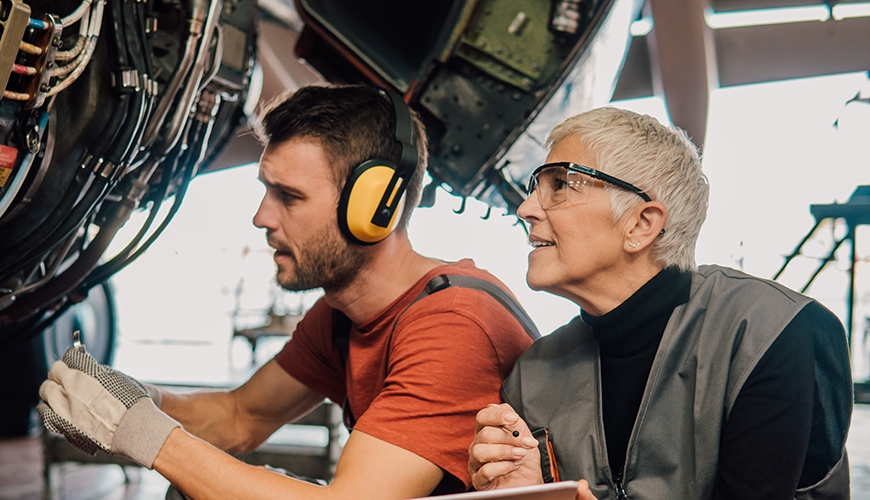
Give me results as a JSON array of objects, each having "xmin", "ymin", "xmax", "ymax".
[{"xmin": 338, "ymin": 89, "xmax": 419, "ymax": 245}]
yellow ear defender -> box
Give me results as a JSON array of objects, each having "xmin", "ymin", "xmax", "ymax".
[{"xmin": 337, "ymin": 89, "xmax": 418, "ymax": 245}]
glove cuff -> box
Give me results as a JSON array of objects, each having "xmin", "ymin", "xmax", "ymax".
[{"xmin": 114, "ymin": 398, "xmax": 180, "ymax": 469}]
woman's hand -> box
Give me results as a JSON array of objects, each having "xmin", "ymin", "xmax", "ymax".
[
  {"xmin": 576, "ymin": 479, "xmax": 595, "ymax": 500},
  {"xmin": 468, "ymin": 404, "xmax": 543, "ymax": 491}
]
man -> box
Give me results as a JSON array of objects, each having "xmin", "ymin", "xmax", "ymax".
[
  {"xmin": 37, "ymin": 84, "xmax": 535, "ymax": 499},
  {"xmin": 467, "ymin": 107, "xmax": 853, "ymax": 499}
]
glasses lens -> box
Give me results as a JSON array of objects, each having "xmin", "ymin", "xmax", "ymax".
[{"xmin": 533, "ymin": 166, "xmax": 592, "ymax": 208}]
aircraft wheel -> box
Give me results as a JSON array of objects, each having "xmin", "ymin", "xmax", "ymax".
[{"xmin": 0, "ymin": 282, "xmax": 117, "ymax": 437}]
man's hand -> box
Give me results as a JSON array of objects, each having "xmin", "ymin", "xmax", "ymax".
[
  {"xmin": 37, "ymin": 347, "xmax": 180, "ymax": 469},
  {"xmin": 468, "ymin": 403, "xmax": 543, "ymax": 491}
]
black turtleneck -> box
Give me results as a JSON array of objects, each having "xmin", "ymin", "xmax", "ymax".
[
  {"xmin": 578, "ymin": 268, "xmax": 840, "ymax": 499},
  {"xmin": 580, "ymin": 267, "xmax": 691, "ymax": 481}
]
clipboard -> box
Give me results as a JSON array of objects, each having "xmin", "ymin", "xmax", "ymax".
[{"xmin": 410, "ymin": 481, "xmax": 580, "ymax": 500}]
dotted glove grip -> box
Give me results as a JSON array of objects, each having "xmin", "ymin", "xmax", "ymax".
[
  {"xmin": 37, "ymin": 347, "xmax": 179, "ymax": 469},
  {"xmin": 37, "ymin": 399, "xmax": 107, "ymax": 455}
]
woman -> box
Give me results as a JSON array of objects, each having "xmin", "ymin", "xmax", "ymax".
[{"xmin": 468, "ymin": 107, "xmax": 852, "ymax": 500}]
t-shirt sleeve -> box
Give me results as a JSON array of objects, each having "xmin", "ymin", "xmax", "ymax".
[
  {"xmin": 351, "ymin": 287, "xmax": 532, "ymax": 489},
  {"xmin": 273, "ymin": 298, "xmax": 347, "ymax": 405}
]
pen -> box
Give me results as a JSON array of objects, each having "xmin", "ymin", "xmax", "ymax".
[{"xmin": 486, "ymin": 404, "xmax": 521, "ymax": 437}]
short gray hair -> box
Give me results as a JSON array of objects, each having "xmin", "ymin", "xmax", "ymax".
[{"xmin": 547, "ymin": 107, "xmax": 709, "ymax": 271}]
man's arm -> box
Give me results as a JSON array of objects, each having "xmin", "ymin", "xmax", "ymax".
[
  {"xmin": 40, "ymin": 348, "xmax": 447, "ymax": 499},
  {"xmin": 156, "ymin": 359, "xmax": 325, "ymax": 453},
  {"xmin": 155, "ymin": 425, "xmax": 444, "ymax": 500}
]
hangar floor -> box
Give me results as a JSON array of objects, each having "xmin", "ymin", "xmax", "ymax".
[{"xmin": 1, "ymin": 405, "xmax": 869, "ymax": 499}]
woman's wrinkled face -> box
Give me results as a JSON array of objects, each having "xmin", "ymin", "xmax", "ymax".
[{"xmin": 517, "ymin": 139, "xmax": 626, "ymax": 303}]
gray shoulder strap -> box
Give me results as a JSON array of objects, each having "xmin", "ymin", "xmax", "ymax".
[{"xmin": 418, "ymin": 274, "xmax": 540, "ymax": 340}]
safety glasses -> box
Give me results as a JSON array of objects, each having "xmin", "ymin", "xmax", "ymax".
[{"xmin": 526, "ymin": 162, "xmax": 651, "ymax": 209}]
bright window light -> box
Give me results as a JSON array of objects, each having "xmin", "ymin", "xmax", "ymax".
[
  {"xmin": 705, "ymin": 5, "xmax": 830, "ymax": 29},
  {"xmin": 832, "ymin": 2, "xmax": 870, "ymax": 20}
]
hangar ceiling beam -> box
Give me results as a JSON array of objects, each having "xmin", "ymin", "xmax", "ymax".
[{"xmin": 645, "ymin": 0, "xmax": 718, "ymax": 147}]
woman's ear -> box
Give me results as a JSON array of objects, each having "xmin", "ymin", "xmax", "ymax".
[{"xmin": 624, "ymin": 202, "xmax": 667, "ymax": 252}]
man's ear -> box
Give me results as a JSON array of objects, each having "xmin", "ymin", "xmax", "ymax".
[{"xmin": 624, "ymin": 202, "xmax": 667, "ymax": 252}]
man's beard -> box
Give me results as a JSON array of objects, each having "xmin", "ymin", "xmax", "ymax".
[{"xmin": 269, "ymin": 224, "xmax": 369, "ymax": 293}]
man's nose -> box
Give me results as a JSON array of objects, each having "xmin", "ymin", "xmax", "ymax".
[{"xmin": 252, "ymin": 195, "xmax": 274, "ymax": 230}]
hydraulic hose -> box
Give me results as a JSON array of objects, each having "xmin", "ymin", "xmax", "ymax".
[
  {"xmin": 0, "ymin": 157, "xmax": 95, "ymax": 261},
  {"xmin": 103, "ymin": 0, "xmax": 151, "ymax": 165},
  {"xmin": 0, "ymin": 201, "xmax": 129, "ymax": 327},
  {"xmin": 118, "ymin": 0, "xmax": 156, "ymax": 161},
  {"xmin": 140, "ymin": 0, "xmax": 212, "ymax": 150},
  {"xmin": 80, "ymin": 156, "xmax": 170, "ymax": 287},
  {"xmin": 81, "ymin": 109, "xmax": 211, "ymax": 288},
  {"xmin": 153, "ymin": 0, "xmax": 221, "ymax": 157},
  {"xmin": 0, "ymin": 162, "xmax": 112, "ymax": 279},
  {"xmin": 96, "ymin": 0, "xmax": 135, "ymax": 165}
]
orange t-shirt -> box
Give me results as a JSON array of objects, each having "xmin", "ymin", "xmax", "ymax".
[{"xmin": 274, "ymin": 259, "xmax": 534, "ymax": 492}]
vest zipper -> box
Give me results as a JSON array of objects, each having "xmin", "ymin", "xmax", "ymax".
[
  {"xmin": 614, "ymin": 479, "xmax": 627, "ymax": 500},
  {"xmin": 612, "ymin": 469, "xmax": 628, "ymax": 499}
]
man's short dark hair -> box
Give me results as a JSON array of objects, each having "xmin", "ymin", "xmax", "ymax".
[{"xmin": 254, "ymin": 84, "xmax": 428, "ymax": 230}]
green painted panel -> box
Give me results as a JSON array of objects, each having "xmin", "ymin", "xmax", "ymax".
[{"xmin": 456, "ymin": 0, "xmax": 564, "ymax": 90}]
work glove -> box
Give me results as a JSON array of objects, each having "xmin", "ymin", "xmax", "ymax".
[{"xmin": 36, "ymin": 346, "xmax": 180, "ymax": 469}]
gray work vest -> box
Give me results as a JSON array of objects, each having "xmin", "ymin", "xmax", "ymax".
[{"xmin": 503, "ymin": 265, "xmax": 852, "ymax": 500}]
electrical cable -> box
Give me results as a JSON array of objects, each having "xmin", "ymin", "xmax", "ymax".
[
  {"xmin": 0, "ymin": 229, "xmax": 79, "ymax": 304},
  {"xmin": 2, "ymin": 90, "xmax": 30, "ymax": 100},
  {"xmin": 28, "ymin": 18, "xmax": 47, "ymax": 30},
  {"xmin": 102, "ymin": 145, "xmax": 196, "ymax": 276},
  {"xmin": 50, "ymin": 5, "xmax": 97, "ymax": 77},
  {"xmin": 0, "ymin": 121, "xmax": 95, "ymax": 259},
  {"xmin": 12, "ymin": 64, "xmax": 37, "ymax": 75},
  {"xmin": 133, "ymin": 1, "xmax": 154, "ymax": 77},
  {"xmin": 55, "ymin": 7, "xmax": 90, "ymax": 62},
  {"xmin": 62, "ymin": 0, "xmax": 96, "ymax": 26},
  {"xmin": 18, "ymin": 41, "xmax": 42, "ymax": 56},
  {"xmin": 197, "ymin": 26, "xmax": 224, "ymax": 94},
  {"xmin": 156, "ymin": 0, "xmax": 222, "ymax": 156},
  {"xmin": 48, "ymin": 0, "xmax": 104, "ymax": 96}
]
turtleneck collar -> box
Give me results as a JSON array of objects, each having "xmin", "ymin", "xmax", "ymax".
[{"xmin": 580, "ymin": 267, "xmax": 692, "ymax": 357}]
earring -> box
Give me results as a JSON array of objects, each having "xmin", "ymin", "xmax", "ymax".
[{"xmin": 628, "ymin": 241, "xmax": 641, "ymax": 248}]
